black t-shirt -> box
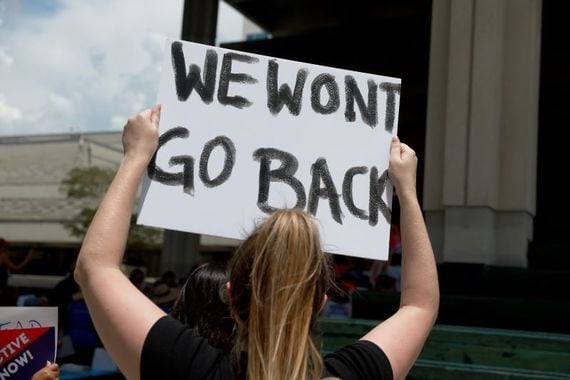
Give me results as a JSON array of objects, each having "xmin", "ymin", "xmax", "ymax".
[{"xmin": 141, "ymin": 316, "xmax": 392, "ymax": 380}]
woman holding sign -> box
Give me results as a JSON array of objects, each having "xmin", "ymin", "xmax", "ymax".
[{"xmin": 74, "ymin": 106, "xmax": 438, "ymax": 380}]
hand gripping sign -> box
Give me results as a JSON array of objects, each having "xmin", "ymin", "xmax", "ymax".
[{"xmin": 138, "ymin": 39, "xmax": 401, "ymax": 260}]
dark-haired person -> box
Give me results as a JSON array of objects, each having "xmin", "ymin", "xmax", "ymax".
[
  {"xmin": 74, "ymin": 106, "xmax": 439, "ymax": 380},
  {"xmin": 129, "ymin": 268, "xmax": 150, "ymax": 295},
  {"xmin": 149, "ymin": 281, "xmax": 179, "ymax": 312},
  {"xmin": 170, "ymin": 262, "xmax": 235, "ymax": 353}
]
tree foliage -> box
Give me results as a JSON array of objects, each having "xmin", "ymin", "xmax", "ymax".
[
  {"xmin": 60, "ymin": 166, "xmax": 115, "ymax": 199},
  {"xmin": 60, "ymin": 166, "xmax": 162, "ymax": 247}
]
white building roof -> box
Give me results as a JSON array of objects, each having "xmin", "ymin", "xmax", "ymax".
[
  {"xmin": 0, "ymin": 132, "xmax": 239, "ymax": 247},
  {"xmin": 0, "ymin": 132, "xmax": 122, "ymax": 244}
]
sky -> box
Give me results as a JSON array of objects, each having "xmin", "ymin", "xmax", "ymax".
[{"xmin": 0, "ymin": 0, "xmax": 249, "ymax": 136}]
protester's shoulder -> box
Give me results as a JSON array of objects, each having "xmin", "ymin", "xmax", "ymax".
[
  {"xmin": 143, "ymin": 314, "xmax": 178, "ymax": 340},
  {"xmin": 143, "ymin": 315, "xmax": 221, "ymax": 359},
  {"xmin": 324, "ymin": 340, "xmax": 393, "ymax": 380},
  {"xmin": 141, "ymin": 315, "xmax": 232, "ymax": 380}
]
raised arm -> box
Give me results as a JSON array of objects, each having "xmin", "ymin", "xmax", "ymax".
[
  {"xmin": 361, "ymin": 136, "xmax": 439, "ymax": 380},
  {"xmin": 0, "ymin": 249, "xmax": 33, "ymax": 272},
  {"xmin": 74, "ymin": 106, "xmax": 166, "ymax": 379},
  {"xmin": 0, "ymin": 252, "xmax": 20, "ymax": 271}
]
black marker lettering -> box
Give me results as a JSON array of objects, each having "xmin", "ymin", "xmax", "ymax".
[
  {"xmin": 218, "ymin": 52, "xmax": 259, "ymax": 109},
  {"xmin": 311, "ymin": 73, "xmax": 340, "ymax": 115},
  {"xmin": 345, "ymin": 76, "xmax": 378, "ymax": 127},
  {"xmin": 379, "ymin": 82, "xmax": 401, "ymax": 133},
  {"xmin": 342, "ymin": 166, "xmax": 369, "ymax": 220},
  {"xmin": 169, "ymin": 155, "xmax": 195, "ymax": 195},
  {"xmin": 308, "ymin": 158, "xmax": 343, "ymax": 224},
  {"xmin": 171, "ymin": 42, "xmax": 217, "ymax": 103},
  {"xmin": 369, "ymin": 167, "xmax": 391, "ymax": 226},
  {"xmin": 267, "ymin": 60, "xmax": 308, "ymax": 116},
  {"xmin": 147, "ymin": 127, "xmax": 196, "ymax": 195},
  {"xmin": 253, "ymin": 148, "xmax": 306, "ymax": 213},
  {"xmin": 199, "ymin": 136, "xmax": 236, "ymax": 187}
]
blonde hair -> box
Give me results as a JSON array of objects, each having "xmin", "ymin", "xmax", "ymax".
[{"xmin": 230, "ymin": 209, "xmax": 333, "ymax": 380}]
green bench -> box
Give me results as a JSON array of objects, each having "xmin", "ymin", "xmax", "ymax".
[{"xmin": 319, "ymin": 318, "xmax": 570, "ymax": 379}]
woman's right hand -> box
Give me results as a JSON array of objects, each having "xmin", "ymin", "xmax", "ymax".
[
  {"xmin": 122, "ymin": 105, "xmax": 161, "ymax": 164},
  {"xmin": 388, "ymin": 136, "xmax": 418, "ymax": 200}
]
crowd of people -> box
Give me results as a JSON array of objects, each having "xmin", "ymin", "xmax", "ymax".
[{"xmin": 1, "ymin": 240, "xmax": 234, "ymax": 379}]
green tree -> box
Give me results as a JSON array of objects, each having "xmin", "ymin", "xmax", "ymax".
[{"xmin": 60, "ymin": 166, "xmax": 162, "ymax": 247}]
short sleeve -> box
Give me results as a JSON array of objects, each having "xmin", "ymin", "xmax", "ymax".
[
  {"xmin": 324, "ymin": 340, "xmax": 393, "ymax": 380},
  {"xmin": 141, "ymin": 315, "xmax": 232, "ymax": 380}
]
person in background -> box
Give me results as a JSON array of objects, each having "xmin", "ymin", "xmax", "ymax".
[
  {"xmin": 129, "ymin": 268, "xmax": 149, "ymax": 295},
  {"xmin": 150, "ymin": 281, "xmax": 179, "ymax": 312},
  {"xmin": 170, "ymin": 261, "xmax": 235, "ymax": 353},
  {"xmin": 159, "ymin": 270, "xmax": 178, "ymax": 289},
  {"xmin": 0, "ymin": 238, "xmax": 34, "ymax": 287},
  {"xmin": 369, "ymin": 224, "xmax": 403, "ymax": 292},
  {"xmin": 44, "ymin": 256, "xmax": 83, "ymax": 332},
  {"xmin": 0, "ymin": 284, "xmax": 19, "ymax": 306},
  {"xmin": 74, "ymin": 106, "xmax": 439, "ymax": 380}
]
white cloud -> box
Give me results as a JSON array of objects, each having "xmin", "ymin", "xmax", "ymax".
[
  {"xmin": 0, "ymin": 94, "xmax": 22, "ymax": 123},
  {"xmin": 49, "ymin": 93, "xmax": 73, "ymax": 113},
  {"xmin": 111, "ymin": 115, "xmax": 126, "ymax": 129},
  {"xmin": 0, "ymin": 0, "xmax": 253, "ymax": 137},
  {"xmin": 0, "ymin": 0, "xmax": 185, "ymax": 136},
  {"xmin": 0, "ymin": 47, "xmax": 12, "ymax": 66},
  {"xmin": 0, "ymin": 0, "xmax": 5, "ymax": 27}
]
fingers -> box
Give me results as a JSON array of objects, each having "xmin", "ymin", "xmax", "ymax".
[
  {"xmin": 150, "ymin": 104, "xmax": 161, "ymax": 127},
  {"xmin": 32, "ymin": 362, "xmax": 59, "ymax": 380},
  {"xmin": 391, "ymin": 136, "xmax": 416, "ymax": 160},
  {"xmin": 46, "ymin": 360, "xmax": 59, "ymax": 371},
  {"xmin": 400, "ymin": 143, "xmax": 416, "ymax": 160},
  {"xmin": 122, "ymin": 106, "xmax": 161, "ymax": 161},
  {"xmin": 391, "ymin": 135, "xmax": 401, "ymax": 161},
  {"xmin": 139, "ymin": 108, "xmax": 153, "ymax": 121},
  {"xmin": 388, "ymin": 136, "xmax": 418, "ymax": 196},
  {"xmin": 129, "ymin": 105, "xmax": 161, "ymax": 128}
]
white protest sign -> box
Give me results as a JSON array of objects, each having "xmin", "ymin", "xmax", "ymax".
[
  {"xmin": 0, "ymin": 307, "xmax": 58, "ymax": 376},
  {"xmin": 138, "ymin": 39, "xmax": 400, "ymax": 260},
  {"xmin": 0, "ymin": 307, "xmax": 57, "ymax": 331}
]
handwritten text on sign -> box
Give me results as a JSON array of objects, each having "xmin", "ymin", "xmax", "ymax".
[{"xmin": 138, "ymin": 40, "xmax": 401, "ymax": 260}]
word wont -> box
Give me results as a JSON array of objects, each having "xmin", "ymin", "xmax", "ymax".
[{"xmin": 171, "ymin": 41, "xmax": 400, "ymax": 131}]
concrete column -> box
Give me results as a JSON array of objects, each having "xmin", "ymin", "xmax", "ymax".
[
  {"xmin": 161, "ymin": 229, "xmax": 201, "ymax": 278},
  {"xmin": 495, "ymin": 0, "xmax": 542, "ymax": 266},
  {"xmin": 160, "ymin": 0, "xmax": 219, "ymax": 277},
  {"xmin": 442, "ymin": 0, "xmax": 474, "ymax": 207},
  {"xmin": 424, "ymin": 0, "xmax": 542, "ymax": 267},
  {"xmin": 181, "ymin": 0, "xmax": 219, "ymax": 44},
  {"xmin": 423, "ymin": 0, "xmax": 453, "ymax": 262}
]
